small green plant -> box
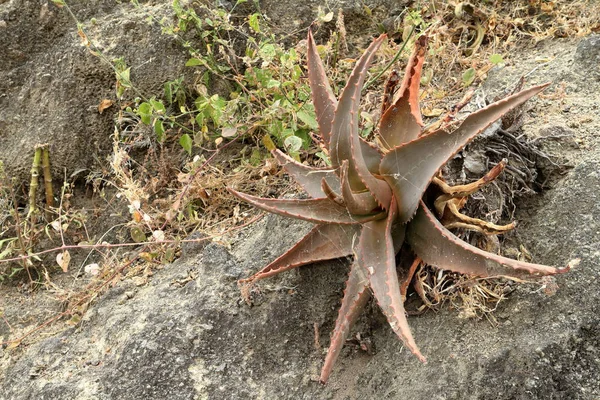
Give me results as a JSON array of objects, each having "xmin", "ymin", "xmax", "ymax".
[
  {"xmin": 124, "ymin": 1, "xmax": 323, "ymax": 161},
  {"xmin": 231, "ymin": 31, "xmax": 570, "ymax": 383}
]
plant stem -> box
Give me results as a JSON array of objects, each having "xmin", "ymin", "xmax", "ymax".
[
  {"xmin": 41, "ymin": 145, "xmax": 55, "ymax": 218},
  {"xmin": 363, "ymin": 24, "xmax": 416, "ymax": 91},
  {"xmin": 28, "ymin": 146, "xmax": 42, "ymax": 221}
]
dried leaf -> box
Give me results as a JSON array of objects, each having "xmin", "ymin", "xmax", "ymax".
[
  {"xmin": 56, "ymin": 250, "xmax": 71, "ymax": 272},
  {"xmin": 422, "ymin": 108, "xmax": 444, "ymax": 117},
  {"xmin": 98, "ymin": 99, "xmax": 114, "ymax": 114},
  {"xmin": 222, "ymin": 127, "xmax": 237, "ymax": 138},
  {"xmin": 67, "ymin": 314, "xmax": 81, "ymax": 326},
  {"xmin": 84, "ymin": 263, "xmax": 100, "ymax": 276},
  {"xmin": 152, "ymin": 230, "xmax": 165, "ymax": 242},
  {"xmin": 138, "ymin": 252, "xmax": 155, "ymax": 262},
  {"xmin": 5, "ymin": 340, "xmax": 21, "ymax": 350},
  {"xmin": 130, "ymin": 227, "xmax": 146, "ymax": 243}
]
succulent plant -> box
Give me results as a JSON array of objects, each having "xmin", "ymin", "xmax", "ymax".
[{"xmin": 230, "ymin": 31, "xmax": 569, "ymax": 383}]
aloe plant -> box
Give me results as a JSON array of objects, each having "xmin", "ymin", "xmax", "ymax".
[{"xmin": 230, "ymin": 31, "xmax": 569, "ymax": 383}]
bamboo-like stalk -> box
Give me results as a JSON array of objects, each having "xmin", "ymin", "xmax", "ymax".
[
  {"xmin": 40, "ymin": 144, "xmax": 54, "ymax": 217},
  {"xmin": 27, "ymin": 146, "xmax": 42, "ymax": 221}
]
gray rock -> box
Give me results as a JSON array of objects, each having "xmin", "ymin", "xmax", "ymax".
[
  {"xmin": 0, "ymin": 0, "xmax": 189, "ymax": 186},
  {"xmin": 574, "ymin": 34, "xmax": 600, "ymax": 81}
]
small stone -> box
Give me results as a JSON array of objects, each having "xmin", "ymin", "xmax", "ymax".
[{"xmin": 463, "ymin": 152, "xmax": 487, "ymax": 175}]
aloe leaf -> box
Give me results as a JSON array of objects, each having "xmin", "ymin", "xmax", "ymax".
[
  {"xmin": 329, "ymin": 35, "xmax": 386, "ymax": 185},
  {"xmin": 407, "ymin": 202, "xmax": 568, "ymax": 277},
  {"xmin": 242, "ymin": 224, "xmax": 360, "ymax": 283},
  {"xmin": 306, "ymin": 30, "xmax": 382, "ymax": 173},
  {"xmin": 378, "ymin": 95, "xmax": 420, "ymax": 150},
  {"xmin": 349, "ymin": 98, "xmax": 393, "ymax": 209},
  {"xmin": 358, "ymin": 197, "xmax": 426, "ymax": 362},
  {"xmin": 360, "ymin": 139, "xmax": 383, "ymax": 171},
  {"xmin": 380, "ymin": 69, "xmax": 400, "ymax": 118},
  {"xmin": 339, "ymin": 160, "xmax": 379, "ymax": 215},
  {"xmin": 329, "ymin": 34, "xmax": 392, "ymax": 208},
  {"xmin": 378, "ymin": 36, "xmax": 428, "ymax": 149},
  {"xmin": 394, "ymin": 35, "xmax": 428, "ymax": 127},
  {"xmin": 272, "ymin": 149, "xmax": 340, "ymax": 198},
  {"xmin": 321, "ymin": 177, "xmax": 345, "ymax": 206},
  {"xmin": 380, "ymin": 83, "xmax": 550, "ymax": 223},
  {"xmin": 320, "ymin": 260, "xmax": 370, "ymax": 383},
  {"xmin": 229, "ymin": 188, "xmax": 384, "ymax": 224},
  {"xmin": 307, "ymin": 30, "xmax": 337, "ymax": 147}
]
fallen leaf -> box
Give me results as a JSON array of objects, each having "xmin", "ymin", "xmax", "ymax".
[
  {"xmin": 56, "ymin": 250, "xmax": 71, "ymax": 272},
  {"xmin": 84, "ymin": 263, "xmax": 100, "ymax": 276},
  {"xmin": 67, "ymin": 314, "xmax": 81, "ymax": 326},
  {"xmin": 130, "ymin": 227, "xmax": 146, "ymax": 243},
  {"xmin": 132, "ymin": 210, "xmax": 142, "ymax": 223},
  {"xmin": 221, "ymin": 127, "xmax": 237, "ymax": 138},
  {"xmin": 138, "ymin": 252, "xmax": 155, "ymax": 262},
  {"xmin": 5, "ymin": 340, "xmax": 21, "ymax": 350},
  {"xmin": 152, "ymin": 230, "xmax": 165, "ymax": 242},
  {"xmin": 423, "ymin": 108, "xmax": 444, "ymax": 117},
  {"xmin": 98, "ymin": 99, "xmax": 114, "ymax": 114},
  {"xmin": 50, "ymin": 220, "xmax": 61, "ymax": 232}
]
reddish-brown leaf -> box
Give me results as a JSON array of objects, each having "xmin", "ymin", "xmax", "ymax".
[
  {"xmin": 242, "ymin": 224, "xmax": 360, "ymax": 282},
  {"xmin": 320, "ymin": 260, "xmax": 370, "ymax": 383},
  {"xmin": 306, "ymin": 31, "xmax": 383, "ymax": 174},
  {"xmin": 358, "ymin": 197, "xmax": 426, "ymax": 362},
  {"xmin": 407, "ymin": 202, "xmax": 569, "ymax": 277},
  {"xmin": 307, "ymin": 30, "xmax": 337, "ymax": 146},
  {"xmin": 328, "ymin": 34, "xmax": 392, "ymax": 208},
  {"xmin": 339, "ymin": 160, "xmax": 379, "ymax": 215},
  {"xmin": 272, "ymin": 149, "xmax": 340, "ymax": 198},
  {"xmin": 380, "ymin": 83, "xmax": 550, "ymax": 223},
  {"xmin": 378, "ymin": 36, "xmax": 428, "ymax": 149},
  {"xmin": 228, "ymin": 189, "xmax": 385, "ymax": 225},
  {"xmin": 360, "ymin": 139, "xmax": 384, "ymax": 174},
  {"xmin": 329, "ymin": 34, "xmax": 387, "ymax": 190}
]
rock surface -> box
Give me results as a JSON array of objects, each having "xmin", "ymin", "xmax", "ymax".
[
  {"xmin": 0, "ymin": 0, "xmax": 188, "ymax": 185},
  {"xmin": 1, "ymin": 4, "xmax": 600, "ymax": 400}
]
